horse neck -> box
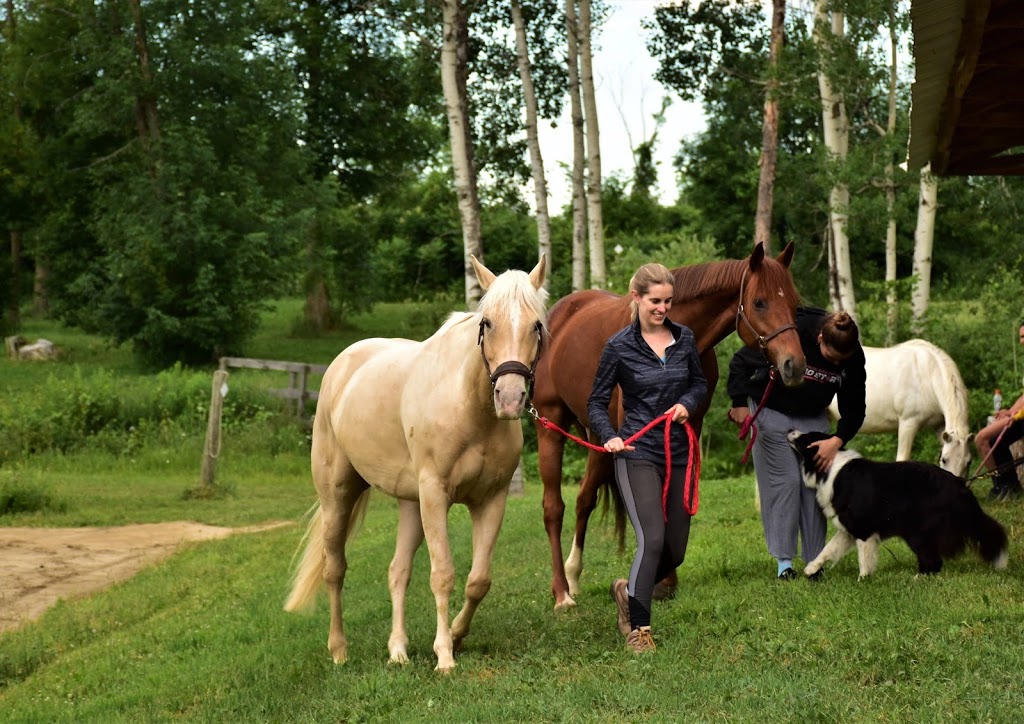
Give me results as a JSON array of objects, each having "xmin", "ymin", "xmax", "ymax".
[
  {"xmin": 434, "ymin": 314, "xmax": 495, "ymax": 412},
  {"xmin": 673, "ymin": 260, "xmax": 746, "ymax": 351}
]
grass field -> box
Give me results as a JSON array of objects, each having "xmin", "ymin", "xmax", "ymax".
[
  {"xmin": 2, "ymin": 476, "xmax": 1023, "ymax": 722},
  {"xmin": 3, "ymin": 301, "xmax": 1024, "ymax": 721}
]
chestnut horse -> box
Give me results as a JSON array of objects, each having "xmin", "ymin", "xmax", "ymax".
[
  {"xmin": 285, "ymin": 256, "xmax": 547, "ymax": 672},
  {"xmin": 533, "ymin": 242, "xmax": 805, "ymax": 609}
]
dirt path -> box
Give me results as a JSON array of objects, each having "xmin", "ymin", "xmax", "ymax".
[{"xmin": 0, "ymin": 521, "xmax": 292, "ymax": 634}]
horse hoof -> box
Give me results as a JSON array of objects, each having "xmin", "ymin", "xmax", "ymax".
[
  {"xmin": 331, "ymin": 650, "xmax": 348, "ymax": 665},
  {"xmin": 435, "ymin": 660, "xmax": 457, "ymax": 674},
  {"xmin": 652, "ymin": 582, "xmax": 676, "ymax": 601},
  {"xmin": 553, "ymin": 595, "xmax": 577, "ymax": 612},
  {"xmin": 389, "ymin": 649, "xmax": 409, "ymax": 665}
]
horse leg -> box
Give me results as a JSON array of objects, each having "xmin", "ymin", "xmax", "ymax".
[
  {"xmin": 565, "ymin": 448, "xmax": 611, "ymax": 597},
  {"xmin": 318, "ymin": 464, "xmax": 370, "ymax": 665},
  {"xmin": 388, "ymin": 498, "xmax": 425, "ymax": 665},
  {"xmin": 895, "ymin": 419, "xmax": 920, "ymax": 462},
  {"xmin": 537, "ymin": 419, "xmax": 575, "ymax": 610},
  {"xmin": 451, "ymin": 489, "xmax": 509, "ymax": 652},
  {"xmin": 417, "ymin": 481, "xmax": 458, "ymax": 673}
]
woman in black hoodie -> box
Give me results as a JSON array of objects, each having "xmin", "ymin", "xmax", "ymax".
[{"xmin": 727, "ymin": 308, "xmax": 866, "ymax": 581}]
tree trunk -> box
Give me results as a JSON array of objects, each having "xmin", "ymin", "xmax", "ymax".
[
  {"xmin": 512, "ymin": 1, "xmax": 551, "ymax": 290},
  {"xmin": 127, "ymin": 0, "xmax": 160, "ymax": 147},
  {"xmin": 884, "ymin": 12, "xmax": 899, "ymax": 345},
  {"xmin": 814, "ymin": 0, "xmax": 855, "ymax": 317},
  {"xmin": 578, "ymin": 0, "xmax": 605, "ymax": 290},
  {"xmin": 6, "ymin": 230, "xmax": 21, "ymax": 332},
  {"xmin": 566, "ymin": 0, "xmax": 587, "ymax": 292},
  {"xmin": 911, "ymin": 165, "xmax": 937, "ymax": 336},
  {"xmin": 5, "ymin": 0, "xmax": 21, "ymax": 331},
  {"xmin": 441, "ymin": 0, "xmax": 483, "ymax": 309},
  {"xmin": 32, "ymin": 261, "xmax": 49, "ymax": 318},
  {"xmin": 753, "ymin": 0, "xmax": 785, "ymax": 255}
]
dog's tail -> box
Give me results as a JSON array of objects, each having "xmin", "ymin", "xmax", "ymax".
[{"xmin": 968, "ymin": 503, "xmax": 1009, "ymax": 570}]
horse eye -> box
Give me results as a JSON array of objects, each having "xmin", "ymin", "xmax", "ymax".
[
  {"xmin": 482, "ymin": 318, "xmax": 493, "ymax": 329},
  {"xmin": 753, "ymin": 298, "xmax": 768, "ymax": 312}
]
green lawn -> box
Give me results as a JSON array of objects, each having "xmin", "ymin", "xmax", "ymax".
[
  {"xmin": 2, "ymin": 470, "xmax": 1023, "ymax": 722},
  {"xmin": 3, "ymin": 301, "xmax": 1024, "ymax": 721}
]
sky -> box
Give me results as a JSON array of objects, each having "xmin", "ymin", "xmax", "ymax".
[{"xmin": 535, "ymin": 1, "xmax": 708, "ymax": 210}]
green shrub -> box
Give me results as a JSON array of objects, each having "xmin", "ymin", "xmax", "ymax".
[{"xmin": 0, "ymin": 479, "xmax": 68, "ymax": 516}]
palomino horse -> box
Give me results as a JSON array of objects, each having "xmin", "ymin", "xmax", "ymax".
[
  {"xmin": 533, "ymin": 242, "xmax": 806, "ymax": 609},
  {"xmin": 285, "ymin": 256, "xmax": 547, "ymax": 672},
  {"xmin": 827, "ymin": 339, "xmax": 973, "ymax": 476}
]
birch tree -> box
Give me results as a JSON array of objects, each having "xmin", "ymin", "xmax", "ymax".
[
  {"xmin": 566, "ymin": 0, "xmax": 587, "ymax": 291},
  {"xmin": 441, "ymin": 0, "xmax": 484, "ymax": 308},
  {"xmin": 578, "ymin": 0, "xmax": 605, "ymax": 290},
  {"xmin": 814, "ymin": 0, "xmax": 855, "ymax": 317},
  {"xmin": 511, "ymin": 0, "xmax": 551, "ymax": 290},
  {"xmin": 753, "ymin": 0, "xmax": 785, "ymax": 255},
  {"xmin": 911, "ymin": 165, "xmax": 937, "ymax": 336}
]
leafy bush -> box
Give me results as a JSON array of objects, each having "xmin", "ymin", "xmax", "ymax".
[
  {"xmin": 0, "ymin": 365, "xmax": 301, "ymax": 464},
  {"xmin": 0, "ymin": 477, "xmax": 67, "ymax": 516}
]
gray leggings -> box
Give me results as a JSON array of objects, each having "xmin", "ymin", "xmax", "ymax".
[
  {"xmin": 614, "ymin": 457, "xmax": 692, "ymax": 628},
  {"xmin": 749, "ymin": 403, "xmax": 828, "ymax": 562}
]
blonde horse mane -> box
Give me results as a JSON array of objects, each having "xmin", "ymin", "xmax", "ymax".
[{"xmin": 476, "ymin": 268, "xmax": 549, "ymax": 331}]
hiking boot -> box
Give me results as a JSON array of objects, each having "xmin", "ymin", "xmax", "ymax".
[
  {"xmin": 610, "ymin": 579, "xmax": 631, "ymax": 636},
  {"xmin": 625, "ymin": 626, "xmax": 656, "ymax": 654}
]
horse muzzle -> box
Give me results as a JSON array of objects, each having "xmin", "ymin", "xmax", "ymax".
[{"xmin": 491, "ymin": 362, "xmax": 533, "ymax": 419}]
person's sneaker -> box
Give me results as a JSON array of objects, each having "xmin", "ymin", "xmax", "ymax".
[
  {"xmin": 610, "ymin": 579, "xmax": 631, "ymax": 636},
  {"xmin": 778, "ymin": 567, "xmax": 798, "ymax": 581},
  {"xmin": 625, "ymin": 626, "xmax": 656, "ymax": 654}
]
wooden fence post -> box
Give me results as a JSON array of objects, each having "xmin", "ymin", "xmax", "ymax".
[{"xmin": 200, "ymin": 370, "xmax": 229, "ymax": 488}]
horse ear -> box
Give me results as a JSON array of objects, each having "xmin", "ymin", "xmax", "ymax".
[
  {"xmin": 470, "ymin": 255, "xmax": 497, "ymax": 291},
  {"xmin": 776, "ymin": 242, "xmax": 795, "ymax": 268},
  {"xmin": 749, "ymin": 242, "xmax": 766, "ymax": 270},
  {"xmin": 529, "ymin": 253, "xmax": 547, "ymax": 290}
]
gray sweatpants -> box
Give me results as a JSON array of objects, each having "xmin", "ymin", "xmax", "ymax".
[{"xmin": 749, "ymin": 402, "xmax": 828, "ymax": 562}]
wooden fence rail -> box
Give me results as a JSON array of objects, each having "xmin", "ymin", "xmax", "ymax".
[{"xmin": 199, "ymin": 357, "xmax": 329, "ymax": 488}]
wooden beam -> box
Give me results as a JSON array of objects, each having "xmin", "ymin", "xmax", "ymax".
[{"xmin": 932, "ymin": 0, "xmax": 992, "ymax": 174}]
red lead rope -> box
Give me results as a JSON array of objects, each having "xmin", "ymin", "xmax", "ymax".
[
  {"xmin": 737, "ymin": 368, "xmax": 777, "ymax": 464},
  {"xmin": 531, "ymin": 410, "xmax": 701, "ymax": 519}
]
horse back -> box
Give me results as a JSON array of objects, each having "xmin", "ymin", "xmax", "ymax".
[{"xmin": 537, "ymin": 290, "xmax": 630, "ymax": 427}]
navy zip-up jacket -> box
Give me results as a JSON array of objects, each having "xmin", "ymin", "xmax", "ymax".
[
  {"xmin": 726, "ymin": 307, "xmax": 866, "ymax": 445},
  {"xmin": 588, "ymin": 318, "xmax": 708, "ymax": 465}
]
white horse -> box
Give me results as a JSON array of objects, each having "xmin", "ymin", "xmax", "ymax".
[
  {"xmin": 827, "ymin": 339, "xmax": 973, "ymax": 476},
  {"xmin": 285, "ymin": 256, "xmax": 547, "ymax": 673}
]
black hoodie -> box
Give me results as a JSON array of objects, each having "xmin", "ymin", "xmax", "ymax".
[{"xmin": 726, "ymin": 307, "xmax": 866, "ymax": 445}]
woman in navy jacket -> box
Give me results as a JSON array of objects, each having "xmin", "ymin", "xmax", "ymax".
[{"xmin": 588, "ymin": 263, "xmax": 708, "ymax": 654}]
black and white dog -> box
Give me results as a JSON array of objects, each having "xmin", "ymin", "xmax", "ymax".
[{"xmin": 787, "ymin": 430, "xmax": 1008, "ymax": 578}]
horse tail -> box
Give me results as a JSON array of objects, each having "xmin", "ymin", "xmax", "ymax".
[
  {"xmin": 596, "ymin": 472, "xmax": 627, "ymax": 552},
  {"xmin": 284, "ymin": 503, "xmax": 326, "ymax": 614},
  {"xmin": 283, "ymin": 490, "xmax": 372, "ymax": 614}
]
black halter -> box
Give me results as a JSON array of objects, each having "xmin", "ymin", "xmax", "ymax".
[
  {"xmin": 735, "ymin": 267, "xmax": 798, "ymax": 352},
  {"xmin": 477, "ymin": 317, "xmax": 545, "ymax": 400}
]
